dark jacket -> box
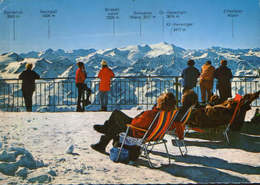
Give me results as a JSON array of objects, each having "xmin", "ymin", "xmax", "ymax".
[
  {"xmin": 181, "ymin": 66, "xmax": 200, "ymax": 89},
  {"xmin": 214, "ymin": 66, "xmax": 233, "ymax": 86},
  {"xmin": 19, "ymin": 69, "xmax": 40, "ymax": 92}
]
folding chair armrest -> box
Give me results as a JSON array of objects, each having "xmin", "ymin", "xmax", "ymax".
[{"xmin": 126, "ymin": 124, "xmax": 147, "ymax": 132}]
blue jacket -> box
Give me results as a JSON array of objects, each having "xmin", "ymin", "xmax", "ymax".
[{"xmin": 181, "ymin": 66, "xmax": 200, "ymax": 88}]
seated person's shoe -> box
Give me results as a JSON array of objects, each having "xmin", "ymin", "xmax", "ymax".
[
  {"xmin": 93, "ymin": 124, "xmax": 107, "ymax": 134},
  {"xmin": 90, "ymin": 144, "xmax": 107, "ymax": 154}
]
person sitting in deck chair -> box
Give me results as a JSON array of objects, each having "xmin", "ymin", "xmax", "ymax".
[
  {"xmin": 187, "ymin": 91, "xmax": 260, "ymax": 130},
  {"xmin": 171, "ymin": 89, "xmax": 199, "ymax": 140},
  {"xmin": 90, "ymin": 92, "xmax": 177, "ymax": 158}
]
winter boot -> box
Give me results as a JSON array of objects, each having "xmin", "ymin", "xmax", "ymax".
[
  {"xmin": 91, "ymin": 135, "xmax": 111, "ymax": 154},
  {"xmin": 93, "ymin": 121, "xmax": 110, "ymax": 134},
  {"xmin": 94, "ymin": 125, "xmax": 107, "ymax": 134}
]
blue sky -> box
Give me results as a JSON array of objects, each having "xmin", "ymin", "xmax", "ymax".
[{"xmin": 0, "ymin": 0, "xmax": 259, "ymax": 53}]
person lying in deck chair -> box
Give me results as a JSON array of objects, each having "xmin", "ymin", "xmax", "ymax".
[
  {"xmin": 91, "ymin": 92, "xmax": 177, "ymax": 160},
  {"xmin": 187, "ymin": 90, "xmax": 260, "ymax": 131}
]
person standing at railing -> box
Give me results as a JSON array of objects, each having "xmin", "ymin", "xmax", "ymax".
[
  {"xmin": 98, "ymin": 60, "xmax": 115, "ymax": 111},
  {"xmin": 199, "ymin": 60, "xmax": 215, "ymax": 104},
  {"xmin": 214, "ymin": 60, "xmax": 233, "ymax": 103},
  {"xmin": 75, "ymin": 61, "xmax": 86, "ymax": 112},
  {"xmin": 181, "ymin": 59, "xmax": 200, "ymax": 93},
  {"xmin": 18, "ymin": 63, "xmax": 40, "ymax": 112}
]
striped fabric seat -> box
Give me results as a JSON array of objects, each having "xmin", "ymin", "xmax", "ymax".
[
  {"xmin": 117, "ymin": 110, "xmax": 178, "ymax": 168},
  {"xmin": 146, "ymin": 110, "xmax": 177, "ymax": 141}
]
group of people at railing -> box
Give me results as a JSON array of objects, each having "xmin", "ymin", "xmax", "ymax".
[
  {"xmin": 182, "ymin": 59, "xmax": 233, "ymax": 104},
  {"xmin": 18, "ymin": 58, "xmax": 252, "ymax": 115},
  {"xmin": 18, "ymin": 59, "xmax": 115, "ymax": 112}
]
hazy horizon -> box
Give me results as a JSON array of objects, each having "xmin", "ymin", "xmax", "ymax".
[{"xmin": 1, "ymin": 0, "xmax": 260, "ymax": 53}]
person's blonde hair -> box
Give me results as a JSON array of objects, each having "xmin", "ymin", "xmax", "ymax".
[
  {"xmin": 157, "ymin": 92, "xmax": 176, "ymax": 111},
  {"xmin": 26, "ymin": 63, "xmax": 33, "ymax": 70},
  {"xmin": 181, "ymin": 89, "xmax": 198, "ymax": 107}
]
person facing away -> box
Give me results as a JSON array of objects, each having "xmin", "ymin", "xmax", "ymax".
[
  {"xmin": 175, "ymin": 89, "xmax": 199, "ymax": 122},
  {"xmin": 75, "ymin": 61, "xmax": 86, "ymax": 112},
  {"xmin": 199, "ymin": 60, "xmax": 215, "ymax": 104},
  {"xmin": 181, "ymin": 59, "xmax": 200, "ymax": 93},
  {"xmin": 98, "ymin": 59, "xmax": 115, "ymax": 111},
  {"xmin": 214, "ymin": 60, "xmax": 233, "ymax": 103},
  {"xmin": 18, "ymin": 63, "xmax": 40, "ymax": 112},
  {"xmin": 91, "ymin": 92, "xmax": 177, "ymax": 156}
]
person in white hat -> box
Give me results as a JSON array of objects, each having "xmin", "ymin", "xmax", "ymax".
[{"xmin": 98, "ymin": 60, "xmax": 115, "ymax": 111}]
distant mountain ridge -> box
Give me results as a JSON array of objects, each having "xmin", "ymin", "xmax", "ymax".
[{"xmin": 0, "ymin": 42, "xmax": 259, "ymax": 79}]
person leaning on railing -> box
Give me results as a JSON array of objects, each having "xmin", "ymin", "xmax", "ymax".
[
  {"xmin": 214, "ymin": 60, "xmax": 233, "ymax": 103},
  {"xmin": 18, "ymin": 63, "xmax": 40, "ymax": 112},
  {"xmin": 181, "ymin": 59, "xmax": 200, "ymax": 93},
  {"xmin": 75, "ymin": 61, "xmax": 87, "ymax": 112},
  {"xmin": 90, "ymin": 92, "xmax": 177, "ymax": 158},
  {"xmin": 98, "ymin": 60, "xmax": 115, "ymax": 111},
  {"xmin": 199, "ymin": 60, "xmax": 215, "ymax": 104}
]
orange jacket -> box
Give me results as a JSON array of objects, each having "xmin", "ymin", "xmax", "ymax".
[
  {"xmin": 75, "ymin": 68, "xmax": 86, "ymax": 84},
  {"xmin": 130, "ymin": 108, "xmax": 160, "ymax": 138},
  {"xmin": 200, "ymin": 64, "xmax": 215, "ymax": 81},
  {"xmin": 98, "ymin": 67, "xmax": 115, "ymax": 91}
]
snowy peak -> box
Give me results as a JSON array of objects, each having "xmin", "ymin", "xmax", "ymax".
[{"xmin": 2, "ymin": 52, "xmax": 24, "ymax": 61}]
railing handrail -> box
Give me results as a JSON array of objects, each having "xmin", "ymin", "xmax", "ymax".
[{"xmin": 1, "ymin": 75, "xmax": 259, "ymax": 81}]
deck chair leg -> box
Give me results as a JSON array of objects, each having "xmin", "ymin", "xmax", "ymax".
[
  {"xmin": 143, "ymin": 145, "xmax": 154, "ymax": 168},
  {"xmin": 178, "ymin": 140, "xmax": 187, "ymax": 157},
  {"xmin": 172, "ymin": 134, "xmax": 187, "ymax": 156},
  {"xmin": 116, "ymin": 127, "xmax": 130, "ymax": 162},
  {"xmin": 163, "ymin": 141, "xmax": 171, "ymax": 165},
  {"xmin": 223, "ymin": 131, "xmax": 230, "ymax": 144},
  {"xmin": 223, "ymin": 125, "xmax": 230, "ymax": 144}
]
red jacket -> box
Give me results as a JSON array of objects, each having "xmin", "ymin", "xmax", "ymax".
[
  {"xmin": 130, "ymin": 107, "xmax": 160, "ymax": 138},
  {"xmin": 75, "ymin": 68, "xmax": 86, "ymax": 84},
  {"xmin": 98, "ymin": 67, "xmax": 115, "ymax": 91}
]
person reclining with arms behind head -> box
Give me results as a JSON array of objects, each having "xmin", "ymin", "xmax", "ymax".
[{"xmin": 91, "ymin": 92, "xmax": 177, "ymax": 156}]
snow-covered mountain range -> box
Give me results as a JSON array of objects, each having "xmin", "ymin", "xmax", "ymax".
[{"xmin": 0, "ymin": 42, "xmax": 259, "ymax": 79}]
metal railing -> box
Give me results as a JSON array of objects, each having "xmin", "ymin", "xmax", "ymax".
[{"xmin": 0, "ymin": 76, "xmax": 259, "ymax": 112}]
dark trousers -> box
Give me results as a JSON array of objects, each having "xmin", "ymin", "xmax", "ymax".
[
  {"xmin": 22, "ymin": 90, "xmax": 33, "ymax": 112},
  {"xmin": 218, "ymin": 83, "xmax": 232, "ymax": 103},
  {"xmin": 100, "ymin": 110, "xmax": 141, "ymax": 160},
  {"xmin": 76, "ymin": 83, "xmax": 85, "ymax": 111},
  {"xmin": 104, "ymin": 110, "xmax": 133, "ymax": 140}
]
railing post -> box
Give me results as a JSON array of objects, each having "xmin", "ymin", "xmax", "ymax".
[{"xmin": 175, "ymin": 77, "xmax": 179, "ymax": 108}]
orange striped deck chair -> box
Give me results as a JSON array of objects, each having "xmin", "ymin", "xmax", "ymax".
[
  {"xmin": 116, "ymin": 110, "xmax": 178, "ymax": 168},
  {"xmin": 223, "ymin": 94, "xmax": 245, "ymax": 143}
]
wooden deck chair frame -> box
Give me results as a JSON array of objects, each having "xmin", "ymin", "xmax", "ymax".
[
  {"xmin": 170, "ymin": 105, "xmax": 195, "ymax": 156},
  {"xmin": 223, "ymin": 95, "xmax": 249, "ymax": 144},
  {"xmin": 116, "ymin": 110, "xmax": 178, "ymax": 168}
]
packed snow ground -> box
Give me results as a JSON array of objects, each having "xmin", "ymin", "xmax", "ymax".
[{"xmin": 0, "ymin": 108, "xmax": 259, "ymax": 184}]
